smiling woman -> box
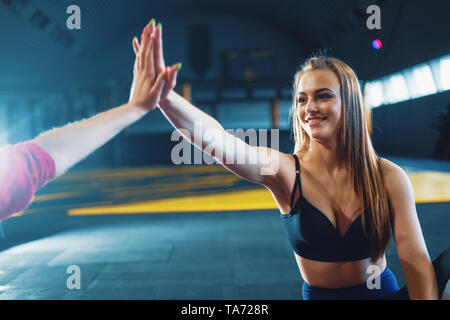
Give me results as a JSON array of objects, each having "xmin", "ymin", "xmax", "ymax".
[
  {"xmin": 284, "ymin": 57, "xmax": 447, "ymax": 300},
  {"xmin": 143, "ymin": 19, "xmax": 447, "ymax": 298},
  {"xmin": 291, "ymin": 57, "xmax": 390, "ymax": 263}
]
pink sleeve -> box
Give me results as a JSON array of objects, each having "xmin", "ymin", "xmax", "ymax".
[{"xmin": 0, "ymin": 142, "xmax": 55, "ymax": 221}]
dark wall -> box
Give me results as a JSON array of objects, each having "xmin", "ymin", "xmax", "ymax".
[{"xmin": 371, "ymin": 90, "xmax": 450, "ymax": 159}]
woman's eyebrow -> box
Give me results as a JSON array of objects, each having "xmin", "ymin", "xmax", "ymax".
[{"xmin": 298, "ymin": 88, "xmax": 334, "ymax": 95}]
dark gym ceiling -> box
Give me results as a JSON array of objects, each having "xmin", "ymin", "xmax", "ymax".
[{"xmin": 0, "ymin": 0, "xmax": 449, "ymax": 89}]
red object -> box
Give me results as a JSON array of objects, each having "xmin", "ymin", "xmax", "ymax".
[{"xmin": 373, "ymin": 39, "xmax": 383, "ymax": 50}]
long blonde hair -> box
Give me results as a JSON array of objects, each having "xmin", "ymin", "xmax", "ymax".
[{"xmin": 291, "ymin": 56, "xmax": 391, "ymax": 262}]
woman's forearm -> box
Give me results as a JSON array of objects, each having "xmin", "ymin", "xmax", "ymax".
[
  {"xmin": 158, "ymin": 91, "xmax": 279, "ymax": 184},
  {"xmin": 158, "ymin": 90, "xmax": 228, "ymax": 152},
  {"xmin": 0, "ymin": 21, "xmax": 167, "ymax": 219},
  {"xmin": 31, "ymin": 21, "xmax": 167, "ymax": 178},
  {"xmin": 33, "ymin": 103, "xmax": 149, "ymax": 177},
  {"xmin": 150, "ymin": 23, "xmax": 280, "ymax": 184},
  {"xmin": 401, "ymin": 254, "xmax": 439, "ymax": 299}
]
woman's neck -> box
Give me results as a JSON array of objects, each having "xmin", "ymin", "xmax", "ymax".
[{"xmin": 304, "ymin": 139, "xmax": 346, "ymax": 177}]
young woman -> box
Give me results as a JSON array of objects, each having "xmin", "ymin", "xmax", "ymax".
[
  {"xmin": 0, "ymin": 20, "xmax": 179, "ymax": 221},
  {"xmin": 135, "ymin": 23, "xmax": 449, "ymax": 300}
]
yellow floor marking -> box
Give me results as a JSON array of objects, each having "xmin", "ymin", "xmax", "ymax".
[
  {"xmin": 67, "ymin": 171, "xmax": 450, "ymax": 215},
  {"xmin": 57, "ymin": 165, "xmax": 227, "ymax": 182},
  {"xmin": 33, "ymin": 191, "xmax": 84, "ymax": 202},
  {"xmin": 68, "ymin": 189, "xmax": 277, "ymax": 215},
  {"xmin": 6, "ymin": 166, "xmax": 447, "ymax": 218},
  {"xmin": 10, "ymin": 211, "xmax": 24, "ymax": 218},
  {"xmin": 408, "ymin": 171, "xmax": 450, "ymax": 203},
  {"xmin": 109, "ymin": 175, "xmax": 240, "ymax": 197},
  {"xmin": 19, "ymin": 201, "xmax": 116, "ymax": 216}
]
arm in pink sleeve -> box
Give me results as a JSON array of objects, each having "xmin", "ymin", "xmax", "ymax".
[{"xmin": 0, "ymin": 142, "xmax": 55, "ymax": 221}]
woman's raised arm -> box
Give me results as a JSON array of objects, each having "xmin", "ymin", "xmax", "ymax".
[
  {"xmin": 140, "ymin": 23, "xmax": 286, "ymax": 188},
  {"xmin": 0, "ymin": 21, "xmax": 168, "ymax": 220},
  {"xmin": 33, "ymin": 22, "xmax": 167, "ymax": 178},
  {"xmin": 159, "ymin": 91, "xmax": 282, "ymax": 186}
]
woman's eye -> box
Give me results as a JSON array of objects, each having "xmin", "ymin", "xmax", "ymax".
[
  {"xmin": 318, "ymin": 94, "xmax": 332, "ymax": 99},
  {"xmin": 298, "ymin": 97, "xmax": 306, "ymax": 103}
]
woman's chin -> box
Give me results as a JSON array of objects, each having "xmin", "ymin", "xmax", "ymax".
[{"xmin": 309, "ymin": 131, "xmax": 334, "ymax": 141}]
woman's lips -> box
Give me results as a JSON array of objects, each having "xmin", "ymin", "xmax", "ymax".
[{"xmin": 307, "ymin": 117, "xmax": 326, "ymax": 127}]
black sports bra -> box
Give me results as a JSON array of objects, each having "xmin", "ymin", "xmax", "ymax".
[{"xmin": 280, "ymin": 154, "xmax": 372, "ymax": 262}]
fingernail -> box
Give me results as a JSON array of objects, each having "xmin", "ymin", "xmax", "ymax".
[
  {"xmin": 147, "ymin": 18, "xmax": 155, "ymax": 28},
  {"xmin": 133, "ymin": 36, "xmax": 138, "ymax": 43},
  {"xmin": 157, "ymin": 22, "xmax": 162, "ymax": 30},
  {"xmin": 177, "ymin": 63, "xmax": 182, "ymax": 71}
]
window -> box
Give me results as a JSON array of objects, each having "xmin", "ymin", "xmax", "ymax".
[
  {"xmin": 364, "ymin": 81, "xmax": 384, "ymax": 108},
  {"xmin": 364, "ymin": 54, "xmax": 448, "ymax": 108},
  {"xmin": 438, "ymin": 56, "xmax": 450, "ymax": 91},
  {"xmin": 384, "ymin": 74, "xmax": 409, "ymax": 104},
  {"xmin": 411, "ymin": 64, "xmax": 437, "ymax": 97}
]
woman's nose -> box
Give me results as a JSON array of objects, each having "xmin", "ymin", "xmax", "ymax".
[{"xmin": 305, "ymin": 99, "xmax": 318, "ymax": 113}]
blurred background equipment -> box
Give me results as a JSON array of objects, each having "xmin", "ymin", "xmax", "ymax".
[{"xmin": 222, "ymin": 48, "xmax": 275, "ymax": 82}]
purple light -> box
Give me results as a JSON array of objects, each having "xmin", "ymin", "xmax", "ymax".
[{"xmin": 372, "ymin": 39, "xmax": 382, "ymax": 50}]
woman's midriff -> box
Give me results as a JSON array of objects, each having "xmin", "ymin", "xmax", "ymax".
[{"xmin": 295, "ymin": 252, "xmax": 387, "ymax": 288}]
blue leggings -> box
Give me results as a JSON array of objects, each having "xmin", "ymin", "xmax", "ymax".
[
  {"xmin": 302, "ymin": 248, "xmax": 450, "ymax": 300},
  {"xmin": 302, "ymin": 267, "xmax": 402, "ymax": 300}
]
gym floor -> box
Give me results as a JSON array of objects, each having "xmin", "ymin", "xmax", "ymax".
[{"xmin": 0, "ymin": 157, "xmax": 449, "ymax": 299}]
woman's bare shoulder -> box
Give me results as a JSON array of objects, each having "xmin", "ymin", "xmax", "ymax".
[
  {"xmin": 378, "ymin": 157, "xmax": 406, "ymax": 177},
  {"xmin": 378, "ymin": 157, "xmax": 411, "ymax": 198}
]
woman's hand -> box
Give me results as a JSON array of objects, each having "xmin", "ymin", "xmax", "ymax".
[
  {"xmin": 131, "ymin": 20, "xmax": 181, "ymax": 105},
  {"xmin": 132, "ymin": 20, "xmax": 284, "ymax": 190},
  {"xmin": 128, "ymin": 20, "xmax": 170, "ymax": 111},
  {"xmin": 31, "ymin": 21, "xmax": 173, "ymax": 179}
]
